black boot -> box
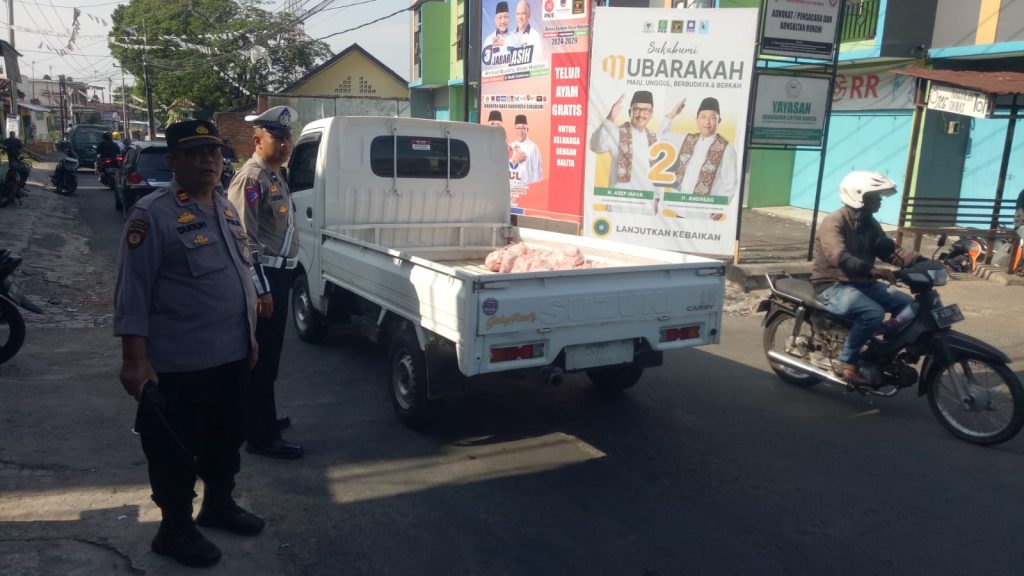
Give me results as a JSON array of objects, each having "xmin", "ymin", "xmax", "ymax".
[
  {"xmin": 151, "ymin": 519, "xmax": 221, "ymax": 567},
  {"xmin": 196, "ymin": 485, "xmax": 265, "ymax": 536}
]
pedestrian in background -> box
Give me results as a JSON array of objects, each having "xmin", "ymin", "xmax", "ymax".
[
  {"xmin": 227, "ymin": 105, "xmax": 304, "ymax": 460},
  {"xmin": 114, "ymin": 120, "xmax": 264, "ymax": 567}
]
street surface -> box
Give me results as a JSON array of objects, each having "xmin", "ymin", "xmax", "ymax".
[{"xmin": 1, "ymin": 167, "xmax": 1022, "ymax": 575}]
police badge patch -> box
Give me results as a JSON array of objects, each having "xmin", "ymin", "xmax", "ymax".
[
  {"xmin": 245, "ymin": 185, "xmax": 259, "ymax": 205},
  {"xmin": 126, "ymin": 219, "xmax": 149, "ymax": 249}
]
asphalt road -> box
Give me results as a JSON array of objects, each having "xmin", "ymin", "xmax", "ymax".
[{"xmin": 3, "ymin": 174, "xmax": 1023, "ymax": 575}]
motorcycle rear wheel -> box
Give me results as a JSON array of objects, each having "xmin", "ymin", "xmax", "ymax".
[
  {"xmin": 0, "ymin": 296, "xmax": 26, "ymax": 365},
  {"xmin": 926, "ymin": 354, "xmax": 1024, "ymax": 445},
  {"xmin": 763, "ymin": 312, "xmax": 821, "ymax": 387}
]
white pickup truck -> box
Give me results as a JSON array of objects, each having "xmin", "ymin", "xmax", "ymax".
[{"xmin": 287, "ymin": 117, "xmax": 726, "ymax": 426}]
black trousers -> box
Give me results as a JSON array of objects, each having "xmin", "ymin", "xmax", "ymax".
[
  {"xmin": 136, "ymin": 359, "xmax": 247, "ymax": 522},
  {"xmin": 245, "ymin": 267, "xmax": 295, "ymax": 446}
]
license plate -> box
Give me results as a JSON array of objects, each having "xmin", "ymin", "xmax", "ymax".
[
  {"xmin": 932, "ymin": 304, "xmax": 964, "ymax": 328},
  {"xmin": 565, "ymin": 340, "xmax": 634, "ymax": 370},
  {"xmin": 105, "ymin": 167, "xmax": 117, "ymax": 173}
]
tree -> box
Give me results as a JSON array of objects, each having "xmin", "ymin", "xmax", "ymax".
[{"xmin": 109, "ymin": 0, "xmax": 332, "ymax": 118}]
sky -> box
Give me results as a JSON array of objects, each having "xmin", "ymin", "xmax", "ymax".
[{"xmin": 3, "ymin": 0, "xmax": 412, "ymax": 99}]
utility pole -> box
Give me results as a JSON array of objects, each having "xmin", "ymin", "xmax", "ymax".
[
  {"xmin": 462, "ymin": 0, "xmax": 471, "ymax": 122},
  {"xmin": 8, "ymin": 0, "xmax": 18, "ymax": 134},
  {"xmin": 114, "ymin": 63, "xmax": 129, "ymax": 136},
  {"xmin": 142, "ymin": 19, "xmax": 156, "ymax": 141},
  {"xmin": 58, "ymin": 74, "xmax": 67, "ymax": 137}
]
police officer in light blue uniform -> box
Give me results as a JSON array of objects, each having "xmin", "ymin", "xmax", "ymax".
[
  {"xmin": 227, "ymin": 105, "xmax": 304, "ymax": 459},
  {"xmin": 115, "ymin": 120, "xmax": 264, "ymax": 568}
]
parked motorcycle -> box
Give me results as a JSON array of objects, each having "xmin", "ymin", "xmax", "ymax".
[
  {"xmin": 0, "ymin": 146, "xmax": 30, "ymax": 208},
  {"xmin": 0, "ymin": 249, "xmax": 43, "ymax": 365},
  {"xmin": 759, "ymin": 236, "xmax": 1023, "ymax": 445},
  {"xmin": 52, "ymin": 141, "xmax": 79, "ymax": 196},
  {"xmin": 937, "ymin": 230, "xmax": 1021, "ymax": 275}
]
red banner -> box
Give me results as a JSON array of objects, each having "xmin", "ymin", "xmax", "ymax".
[{"xmin": 479, "ymin": 0, "xmax": 591, "ymax": 224}]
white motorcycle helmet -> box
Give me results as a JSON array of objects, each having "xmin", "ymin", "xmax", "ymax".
[{"xmin": 839, "ymin": 171, "xmax": 898, "ymax": 209}]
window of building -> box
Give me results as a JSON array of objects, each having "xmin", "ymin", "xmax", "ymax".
[{"xmin": 370, "ymin": 135, "xmax": 470, "ymax": 179}]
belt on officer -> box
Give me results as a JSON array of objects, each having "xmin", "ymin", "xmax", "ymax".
[{"xmin": 260, "ymin": 255, "xmax": 298, "ymax": 270}]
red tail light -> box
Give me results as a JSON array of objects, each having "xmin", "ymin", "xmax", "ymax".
[
  {"xmin": 127, "ymin": 172, "xmax": 144, "ymax": 185},
  {"xmin": 490, "ymin": 343, "xmax": 545, "ymax": 363},
  {"xmin": 117, "ymin": 156, "xmax": 124, "ymax": 163}
]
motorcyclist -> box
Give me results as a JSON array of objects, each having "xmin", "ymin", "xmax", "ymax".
[
  {"xmin": 112, "ymin": 130, "xmax": 126, "ymax": 153},
  {"xmin": 95, "ymin": 132, "xmax": 121, "ymax": 183},
  {"xmin": 810, "ymin": 171, "xmax": 924, "ymax": 386},
  {"xmin": 2, "ymin": 131, "xmax": 30, "ymax": 192},
  {"xmin": 95, "ymin": 132, "xmax": 121, "ymax": 162}
]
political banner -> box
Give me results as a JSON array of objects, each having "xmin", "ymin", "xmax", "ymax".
[
  {"xmin": 751, "ymin": 75, "xmax": 830, "ymax": 146},
  {"xmin": 760, "ymin": 0, "xmax": 841, "ymax": 60},
  {"xmin": 479, "ymin": 0, "xmax": 591, "ymax": 224},
  {"xmin": 583, "ymin": 7, "xmax": 757, "ymax": 255}
]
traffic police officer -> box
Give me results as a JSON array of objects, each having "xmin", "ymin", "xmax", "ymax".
[
  {"xmin": 115, "ymin": 120, "xmax": 264, "ymax": 568},
  {"xmin": 227, "ymin": 105, "xmax": 304, "ymax": 459}
]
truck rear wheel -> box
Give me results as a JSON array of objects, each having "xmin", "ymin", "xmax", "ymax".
[
  {"xmin": 292, "ymin": 273, "xmax": 330, "ymax": 344},
  {"xmin": 388, "ymin": 329, "xmax": 438, "ymax": 428},
  {"xmin": 587, "ymin": 362, "xmax": 644, "ymax": 395}
]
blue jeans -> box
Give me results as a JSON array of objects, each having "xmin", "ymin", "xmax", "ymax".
[{"xmin": 817, "ymin": 282, "xmax": 913, "ymax": 363}]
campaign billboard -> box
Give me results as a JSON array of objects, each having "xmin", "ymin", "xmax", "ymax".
[
  {"xmin": 479, "ymin": 0, "xmax": 591, "ymax": 224},
  {"xmin": 751, "ymin": 75, "xmax": 830, "ymax": 146},
  {"xmin": 583, "ymin": 7, "xmax": 758, "ymax": 255}
]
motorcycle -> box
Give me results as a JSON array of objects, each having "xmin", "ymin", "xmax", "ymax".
[
  {"xmin": 52, "ymin": 141, "xmax": 79, "ymax": 196},
  {"xmin": 0, "ymin": 249, "xmax": 43, "ymax": 365},
  {"xmin": 98, "ymin": 155, "xmax": 122, "ymax": 191},
  {"xmin": 759, "ymin": 236, "xmax": 1023, "ymax": 445},
  {"xmin": 938, "ymin": 231, "xmax": 1021, "ymax": 275},
  {"xmin": 0, "ymin": 147, "xmax": 30, "ymax": 208}
]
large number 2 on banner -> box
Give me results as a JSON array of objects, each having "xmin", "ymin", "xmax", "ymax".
[{"xmin": 647, "ymin": 142, "xmax": 678, "ymax": 185}]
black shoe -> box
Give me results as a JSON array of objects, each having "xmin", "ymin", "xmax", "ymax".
[
  {"xmin": 196, "ymin": 502, "xmax": 265, "ymax": 536},
  {"xmin": 151, "ymin": 523, "xmax": 222, "ymax": 567},
  {"xmin": 276, "ymin": 416, "xmax": 291, "ymax": 431},
  {"xmin": 246, "ymin": 438, "xmax": 304, "ymax": 459}
]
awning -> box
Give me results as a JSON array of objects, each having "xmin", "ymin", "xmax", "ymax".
[
  {"xmin": 894, "ymin": 67, "xmax": 1024, "ymax": 95},
  {"xmin": 18, "ymin": 102, "xmax": 50, "ymax": 112}
]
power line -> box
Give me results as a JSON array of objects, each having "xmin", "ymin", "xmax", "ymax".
[{"xmin": 315, "ymin": 1, "xmax": 416, "ymax": 41}]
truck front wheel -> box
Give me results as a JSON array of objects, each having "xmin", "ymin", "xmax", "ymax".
[
  {"xmin": 388, "ymin": 330, "xmax": 438, "ymax": 428},
  {"xmin": 587, "ymin": 362, "xmax": 644, "ymax": 395},
  {"xmin": 291, "ymin": 273, "xmax": 330, "ymax": 343}
]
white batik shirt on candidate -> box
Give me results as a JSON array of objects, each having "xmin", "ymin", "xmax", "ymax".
[
  {"xmin": 509, "ymin": 137, "xmax": 542, "ymax": 188},
  {"xmin": 658, "ymin": 122, "xmax": 738, "ymax": 200},
  {"xmin": 588, "ymin": 119, "xmax": 657, "ymax": 191},
  {"xmin": 512, "ymin": 25, "xmax": 544, "ymax": 61}
]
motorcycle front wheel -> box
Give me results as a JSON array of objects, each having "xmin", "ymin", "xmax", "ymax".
[
  {"xmin": 0, "ymin": 296, "xmax": 26, "ymax": 365},
  {"xmin": 763, "ymin": 312, "xmax": 821, "ymax": 387},
  {"xmin": 926, "ymin": 354, "xmax": 1024, "ymax": 445}
]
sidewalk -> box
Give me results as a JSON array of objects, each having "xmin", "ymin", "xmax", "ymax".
[{"xmin": 729, "ymin": 206, "xmax": 1023, "ymax": 291}]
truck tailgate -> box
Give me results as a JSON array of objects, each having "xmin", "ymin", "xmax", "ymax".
[{"xmin": 470, "ymin": 261, "xmax": 724, "ymax": 374}]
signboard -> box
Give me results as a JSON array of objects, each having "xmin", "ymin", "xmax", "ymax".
[
  {"xmin": 927, "ymin": 84, "xmax": 993, "ymax": 119},
  {"xmin": 582, "ymin": 7, "xmax": 757, "ymax": 255},
  {"xmin": 479, "ymin": 0, "xmax": 591, "ymax": 224},
  {"xmin": 832, "ymin": 65, "xmax": 915, "ymax": 111},
  {"xmin": 751, "ymin": 75, "xmax": 829, "ymax": 146},
  {"xmin": 760, "ymin": 0, "xmax": 841, "ymax": 60}
]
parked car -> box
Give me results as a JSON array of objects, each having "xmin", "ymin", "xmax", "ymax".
[
  {"xmin": 115, "ymin": 141, "xmax": 172, "ymax": 215},
  {"xmin": 67, "ymin": 124, "xmax": 109, "ymax": 169}
]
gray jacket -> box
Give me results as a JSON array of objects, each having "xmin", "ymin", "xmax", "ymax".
[{"xmin": 114, "ymin": 180, "xmax": 258, "ymax": 373}]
